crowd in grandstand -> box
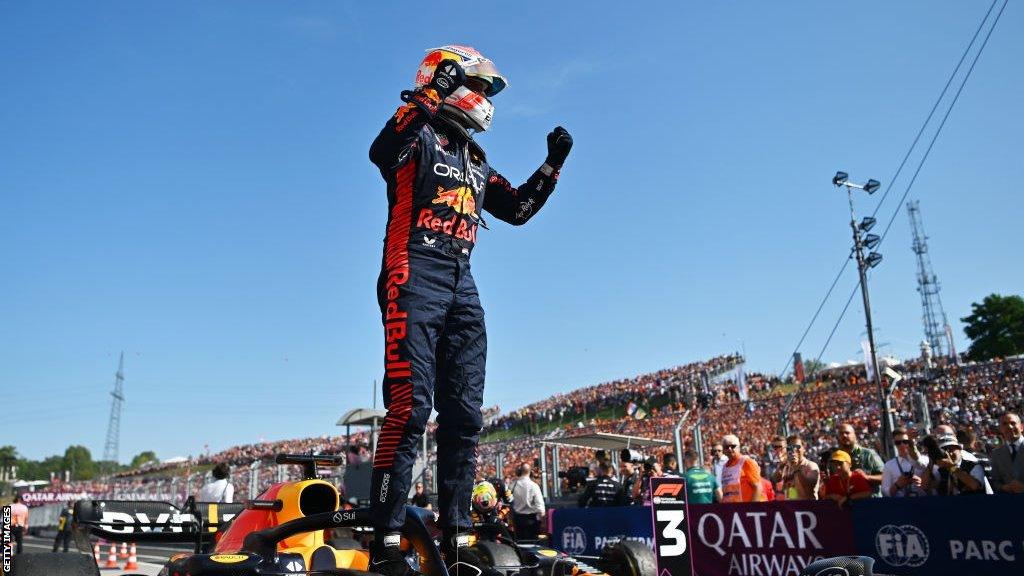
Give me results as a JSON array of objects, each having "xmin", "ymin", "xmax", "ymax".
[{"xmin": 39, "ymin": 353, "xmax": 1023, "ymax": 508}]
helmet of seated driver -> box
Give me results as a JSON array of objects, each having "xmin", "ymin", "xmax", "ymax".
[
  {"xmin": 471, "ymin": 480, "xmax": 499, "ymax": 513},
  {"xmin": 414, "ymin": 45, "xmax": 508, "ymax": 132}
]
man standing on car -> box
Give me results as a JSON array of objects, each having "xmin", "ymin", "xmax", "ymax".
[{"xmin": 368, "ymin": 45, "xmax": 571, "ymax": 576}]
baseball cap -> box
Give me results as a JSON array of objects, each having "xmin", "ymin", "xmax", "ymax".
[
  {"xmin": 830, "ymin": 450, "xmax": 852, "ymax": 464},
  {"xmin": 937, "ymin": 433, "xmax": 962, "ymax": 449}
]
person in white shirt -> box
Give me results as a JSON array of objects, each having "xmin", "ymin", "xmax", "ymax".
[
  {"xmin": 198, "ymin": 463, "xmax": 234, "ymax": 503},
  {"xmin": 882, "ymin": 428, "xmax": 929, "ymax": 497},
  {"xmin": 510, "ymin": 463, "xmax": 545, "ymax": 540},
  {"xmin": 709, "ymin": 443, "xmax": 728, "ymax": 486}
]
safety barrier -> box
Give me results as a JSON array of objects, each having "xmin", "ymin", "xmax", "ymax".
[{"xmin": 550, "ymin": 495, "xmax": 1024, "ymax": 576}]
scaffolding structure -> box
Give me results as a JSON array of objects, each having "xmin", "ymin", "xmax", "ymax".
[{"xmin": 908, "ymin": 201, "xmax": 952, "ymax": 358}]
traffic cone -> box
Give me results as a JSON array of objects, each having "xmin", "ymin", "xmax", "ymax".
[
  {"xmin": 120, "ymin": 541, "xmax": 128, "ymax": 559},
  {"xmin": 105, "ymin": 544, "xmax": 119, "ymax": 569},
  {"xmin": 124, "ymin": 543, "xmax": 139, "ymax": 570},
  {"xmin": 93, "ymin": 542, "xmax": 101, "ymax": 564}
]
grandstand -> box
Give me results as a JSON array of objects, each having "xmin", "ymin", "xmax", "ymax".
[{"xmin": 50, "ymin": 353, "xmax": 1024, "ymax": 504}]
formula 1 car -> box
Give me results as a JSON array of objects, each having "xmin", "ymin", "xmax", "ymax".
[
  {"xmin": 8, "ymin": 454, "xmax": 647, "ymax": 576},
  {"xmin": 461, "ymin": 481, "xmax": 655, "ymax": 576}
]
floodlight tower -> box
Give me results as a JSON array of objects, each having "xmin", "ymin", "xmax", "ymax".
[
  {"xmin": 907, "ymin": 200, "xmax": 952, "ymax": 358},
  {"xmin": 103, "ymin": 352, "xmax": 125, "ymax": 464},
  {"xmin": 831, "ymin": 171, "xmax": 895, "ymax": 459}
]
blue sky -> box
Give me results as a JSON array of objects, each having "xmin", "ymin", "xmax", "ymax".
[{"xmin": 3, "ymin": 1, "xmax": 1021, "ymax": 462}]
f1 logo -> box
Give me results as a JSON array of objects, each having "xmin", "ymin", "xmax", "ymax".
[{"xmin": 653, "ymin": 484, "xmax": 682, "ymax": 497}]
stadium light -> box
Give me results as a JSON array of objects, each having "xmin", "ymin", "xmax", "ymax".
[{"xmin": 831, "ymin": 168, "xmax": 894, "ymax": 459}]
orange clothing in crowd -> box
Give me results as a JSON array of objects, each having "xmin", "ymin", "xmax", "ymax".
[{"xmin": 721, "ymin": 456, "xmax": 762, "ymax": 502}]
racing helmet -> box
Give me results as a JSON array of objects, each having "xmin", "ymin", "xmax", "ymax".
[
  {"xmin": 471, "ymin": 480, "xmax": 499, "ymax": 513},
  {"xmin": 414, "ymin": 45, "xmax": 508, "ymax": 132}
]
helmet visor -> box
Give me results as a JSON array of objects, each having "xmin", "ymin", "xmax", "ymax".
[{"xmin": 463, "ymin": 59, "xmax": 507, "ymax": 97}]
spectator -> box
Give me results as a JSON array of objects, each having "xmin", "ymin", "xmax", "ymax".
[
  {"xmin": 52, "ymin": 501, "xmax": 74, "ymax": 552},
  {"xmin": 682, "ymin": 450, "xmax": 720, "ymax": 503},
  {"xmin": 835, "ymin": 423, "xmax": 884, "ymax": 497},
  {"xmin": 957, "ymin": 428, "xmax": 992, "ymax": 481},
  {"xmin": 763, "ymin": 436, "xmax": 787, "ymax": 484},
  {"xmin": 990, "ymin": 412, "xmax": 1024, "ymax": 494},
  {"xmin": 882, "ymin": 428, "xmax": 928, "ymax": 497},
  {"xmin": 774, "ymin": 435, "xmax": 820, "ymax": 500},
  {"xmin": 578, "ymin": 461, "xmax": 626, "ymax": 507},
  {"xmin": 619, "ymin": 460, "xmax": 640, "ymax": 505},
  {"xmin": 719, "ymin": 434, "xmax": 763, "ymax": 503},
  {"xmin": 709, "ymin": 443, "xmax": 728, "ymax": 486},
  {"xmin": 10, "ymin": 493, "xmax": 28, "ymax": 554},
  {"xmin": 198, "ymin": 463, "xmax": 234, "ymax": 503},
  {"xmin": 410, "ymin": 482, "xmax": 432, "ymax": 509},
  {"xmin": 924, "ymin": 433, "xmax": 992, "ymax": 495},
  {"xmin": 662, "ymin": 453, "xmax": 680, "ymax": 477},
  {"xmin": 822, "ymin": 450, "xmax": 871, "ymax": 508},
  {"xmin": 509, "ymin": 464, "xmax": 544, "ymax": 540}
]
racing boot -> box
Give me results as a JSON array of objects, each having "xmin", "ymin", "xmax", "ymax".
[
  {"xmin": 370, "ymin": 532, "xmax": 422, "ymax": 576},
  {"xmin": 441, "ymin": 531, "xmax": 487, "ymax": 576}
]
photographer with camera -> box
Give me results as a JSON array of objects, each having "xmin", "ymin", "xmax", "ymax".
[
  {"xmin": 772, "ymin": 435, "xmax": 820, "ymax": 500},
  {"xmin": 921, "ymin": 433, "xmax": 992, "ymax": 496},
  {"xmin": 881, "ymin": 428, "xmax": 928, "ymax": 498},
  {"xmin": 578, "ymin": 461, "xmax": 627, "ymax": 507}
]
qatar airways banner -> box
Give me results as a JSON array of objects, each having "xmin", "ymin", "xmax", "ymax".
[
  {"xmin": 687, "ymin": 501, "xmax": 855, "ymax": 576},
  {"xmin": 19, "ymin": 491, "xmax": 96, "ymax": 506}
]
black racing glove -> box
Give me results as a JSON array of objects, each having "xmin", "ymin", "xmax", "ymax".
[
  {"xmin": 545, "ymin": 126, "xmax": 573, "ymax": 169},
  {"xmin": 429, "ymin": 59, "xmax": 466, "ymax": 100}
]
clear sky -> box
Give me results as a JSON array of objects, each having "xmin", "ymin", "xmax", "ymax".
[{"xmin": 3, "ymin": 1, "xmax": 1021, "ymax": 462}]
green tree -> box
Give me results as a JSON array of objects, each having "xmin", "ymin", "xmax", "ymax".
[
  {"xmin": 130, "ymin": 451, "xmax": 158, "ymax": 469},
  {"xmin": 62, "ymin": 445, "xmax": 96, "ymax": 481},
  {"xmin": 961, "ymin": 293, "xmax": 1024, "ymax": 361},
  {"xmin": 0, "ymin": 446, "xmax": 18, "ymax": 481},
  {"xmin": 802, "ymin": 358, "xmax": 827, "ymax": 379}
]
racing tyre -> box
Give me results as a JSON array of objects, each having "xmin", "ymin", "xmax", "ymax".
[
  {"xmin": 10, "ymin": 553, "xmax": 99, "ymax": 576},
  {"xmin": 473, "ymin": 541, "xmax": 522, "ymax": 572},
  {"xmin": 599, "ymin": 540, "xmax": 656, "ymax": 576}
]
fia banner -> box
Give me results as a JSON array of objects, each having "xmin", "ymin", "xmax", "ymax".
[
  {"xmin": 852, "ymin": 494, "xmax": 1024, "ymax": 575},
  {"xmin": 550, "ymin": 506, "xmax": 654, "ymax": 556},
  {"xmin": 649, "ymin": 476, "xmax": 693, "ymax": 576}
]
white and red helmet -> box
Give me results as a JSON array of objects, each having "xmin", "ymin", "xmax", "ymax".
[{"xmin": 414, "ymin": 45, "xmax": 507, "ymax": 132}]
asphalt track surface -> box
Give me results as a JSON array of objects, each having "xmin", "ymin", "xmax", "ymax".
[{"xmin": 19, "ymin": 534, "xmax": 189, "ymax": 575}]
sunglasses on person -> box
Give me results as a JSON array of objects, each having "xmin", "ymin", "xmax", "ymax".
[
  {"xmin": 894, "ymin": 439, "xmax": 912, "ymax": 445},
  {"xmin": 723, "ymin": 444, "xmax": 738, "ymax": 450},
  {"xmin": 772, "ymin": 444, "xmax": 786, "ymax": 450},
  {"xmin": 787, "ymin": 444, "xmax": 802, "ymax": 452},
  {"xmin": 942, "ymin": 446, "xmax": 960, "ymax": 453}
]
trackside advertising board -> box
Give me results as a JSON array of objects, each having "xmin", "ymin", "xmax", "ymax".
[
  {"xmin": 688, "ymin": 500, "xmax": 854, "ymax": 576},
  {"xmin": 852, "ymin": 495, "xmax": 1024, "ymax": 575},
  {"xmin": 649, "ymin": 477, "xmax": 693, "ymax": 576},
  {"xmin": 551, "ymin": 506, "xmax": 655, "ymax": 556}
]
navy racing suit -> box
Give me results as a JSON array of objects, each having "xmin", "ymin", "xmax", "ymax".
[{"xmin": 369, "ymin": 86, "xmax": 560, "ymax": 531}]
